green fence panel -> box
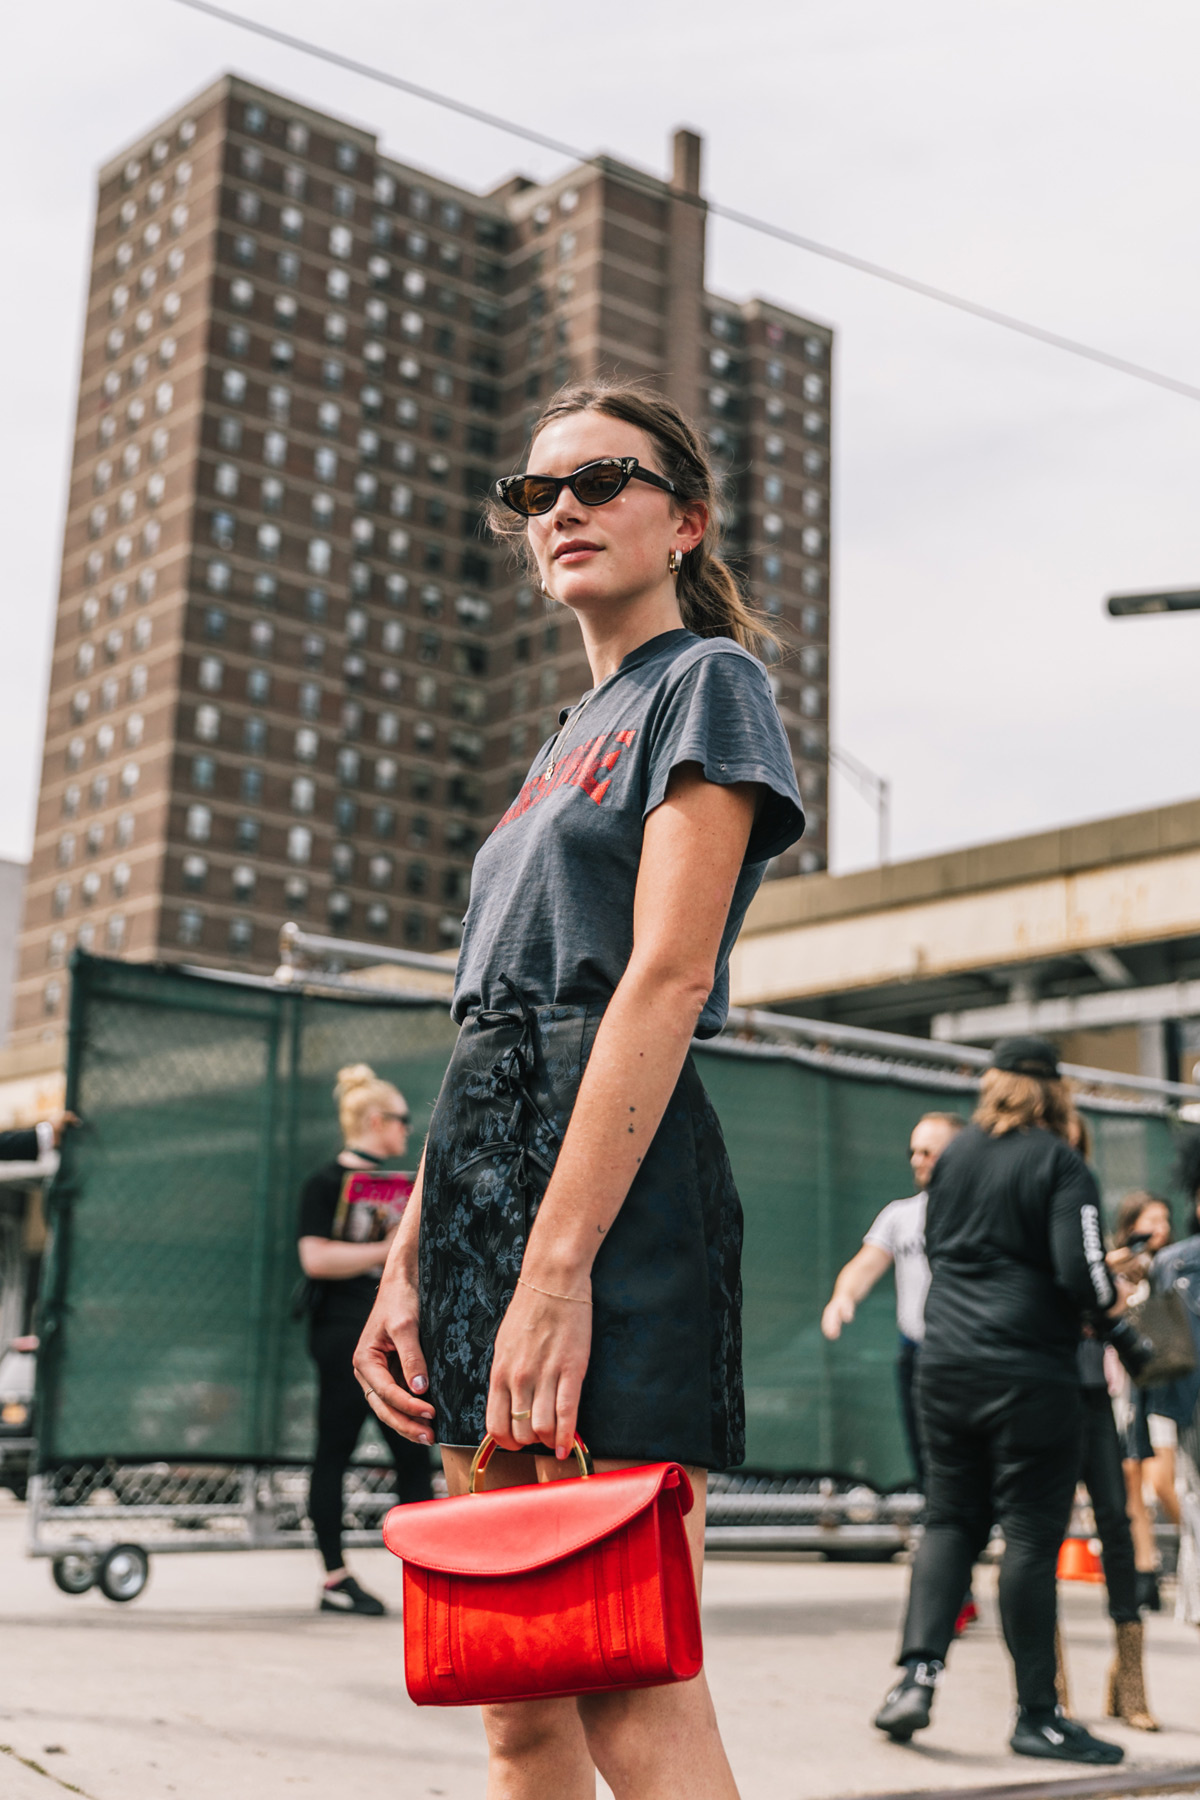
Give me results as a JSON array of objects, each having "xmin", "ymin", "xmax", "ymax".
[{"xmin": 36, "ymin": 955, "xmax": 1189, "ymax": 1488}]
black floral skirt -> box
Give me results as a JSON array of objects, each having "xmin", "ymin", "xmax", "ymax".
[{"xmin": 418, "ymin": 979, "xmax": 745, "ymax": 1469}]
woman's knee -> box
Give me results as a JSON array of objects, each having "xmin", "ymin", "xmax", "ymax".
[{"xmin": 481, "ymin": 1697, "xmax": 583, "ymax": 1762}]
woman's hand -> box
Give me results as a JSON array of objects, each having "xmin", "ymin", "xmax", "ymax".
[
  {"xmin": 352, "ymin": 1263, "xmax": 436, "ymax": 1444},
  {"xmin": 352, "ymin": 1171, "xmax": 436, "ymax": 1445},
  {"xmin": 486, "ymin": 1278, "xmax": 593, "ymax": 1460},
  {"xmin": 1107, "ymin": 1246, "xmax": 1151, "ymax": 1282}
]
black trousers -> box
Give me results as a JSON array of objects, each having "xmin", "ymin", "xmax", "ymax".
[
  {"xmin": 308, "ymin": 1317, "xmax": 433, "ymax": 1573},
  {"xmin": 1080, "ymin": 1385, "xmax": 1139, "ymax": 1624},
  {"xmin": 896, "ymin": 1335, "xmax": 924, "ymax": 1489},
  {"xmin": 900, "ymin": 1368, "xmax": 1082, "ymax": 1712}
]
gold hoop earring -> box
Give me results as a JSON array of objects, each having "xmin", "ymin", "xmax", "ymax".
[{"xmin": 667, "ymin": 548, "xmax": 684, "ymax": 576}]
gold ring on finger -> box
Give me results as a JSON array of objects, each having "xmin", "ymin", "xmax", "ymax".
[{"xmin": 511, "ymin": 1409, "xmax": 532, "ymax": 1420}]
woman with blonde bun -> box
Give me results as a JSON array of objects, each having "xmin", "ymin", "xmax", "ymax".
[{"xmin": 296, "ymin": 1062, "xmax": 432, "ymax": 1614}]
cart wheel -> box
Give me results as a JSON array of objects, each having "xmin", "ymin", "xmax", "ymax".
[
  {"xmin": 52, "ymin": 1551, "xmax": 97, "ymax": 1595},
  {"xmin": 97, "ymin": 1543, "xmax": 149, "ymax": 1603}
]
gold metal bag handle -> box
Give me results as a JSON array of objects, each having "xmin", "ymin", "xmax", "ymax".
[{"xmin": 469, "ymin": 1432, "xmax": 592, "ymax": 1494}]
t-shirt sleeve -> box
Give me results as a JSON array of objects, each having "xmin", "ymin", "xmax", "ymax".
[
  {"xmin": 297, "ymin": 1167, "xmax": 340, "ymax": 1241},
  {"xmin": 643, "ymin": 645, "xmax": 805, "ymax": 864},
  {"xmin": 864, "ymin": 1200, "xmax": 901, "ymax": 1254}
]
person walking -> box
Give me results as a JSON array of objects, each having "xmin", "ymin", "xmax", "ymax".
[
  {"xmin": 822, "ymin": 1111, "xmax": 964, "ymax": 1490},
  {"xmin": 1063, "ymin": 1121, "xmax": 1156, "ymax": 1729},
  {"xmin": 297, "ymin": 1063, "xmax": 433, "ymax": 1615},
  {"xmin": 873, "ymin": 1036, "xmax": 1125, "ymax": 1764},
  {"xmin": 1109, "ymin": 1193, "xmax": 1179, "ymax": 1613},
  {"xmin": 1147, "ymin": 1139, "xmax": 1200, "ymax": 1633},
  {"xmin": 354, "ymin": 382, "xmax": 805, "ymax": 1799}
]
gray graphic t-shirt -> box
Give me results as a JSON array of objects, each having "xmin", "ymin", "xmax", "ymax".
[{"xmin": 452, "ymin": 629, "xmax": 805, "ymax": 1038}]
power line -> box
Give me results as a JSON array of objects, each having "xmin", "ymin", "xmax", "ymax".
[{"xmin": 171, "ymin": 0, "xmax": 1200, "ymax": 407}]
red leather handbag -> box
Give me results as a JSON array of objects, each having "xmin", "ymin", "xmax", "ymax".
[{"xmin": 382, "ymin": 1435, "xmax": 703, "ymax": 1706}]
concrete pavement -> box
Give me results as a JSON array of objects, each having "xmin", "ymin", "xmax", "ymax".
[{"xmin": 2, "ymin": 1493, "xmax": 1198, "ymax": 1800}]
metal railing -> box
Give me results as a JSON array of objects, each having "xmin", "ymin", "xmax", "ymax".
[{"xmin": 273, "ymin": 923, "xmax": 1200, "ymax": 1109}]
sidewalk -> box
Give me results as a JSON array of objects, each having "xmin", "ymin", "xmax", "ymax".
[{"xmin": 1, "ymin": 1495, "xmax": 1198, "ymax": 1800}]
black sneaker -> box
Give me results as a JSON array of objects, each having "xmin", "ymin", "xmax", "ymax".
[
  {"xmin": 874, "ymin": 1660, "xmax": 942, "ymax": 1740},
  {"xmin": 320, "ymin": 1575, "xmax": 387, "ymax": 1616},
  {"xmin": 1010, "ymin": 1708, "xmax": 1124, "ymax": 1764}
]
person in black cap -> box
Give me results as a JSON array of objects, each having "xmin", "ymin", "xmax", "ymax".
[{"xmin": 873, "ymin": 1035, "xmax": 1131, "ymax": 1764}]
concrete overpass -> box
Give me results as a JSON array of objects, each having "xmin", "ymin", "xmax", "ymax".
[{"xmin": 730, "ymin": 796, "xmax": 1200, "ymax": 1081}]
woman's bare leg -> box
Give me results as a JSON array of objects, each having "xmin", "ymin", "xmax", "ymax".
[
  {"xmin": 1124, "ymin": 1459, "xmax": 1158, "ymax": 1570},
  {"xmin": 1147, "ymin": 1446, "xmax": 1181, "ymax": 1527},
  {"xmin": 440, "ymin": 1448, "xmax": 594, "ymax": 1800},
  {"xmin": 440, "ymin": 1448, "xmax": 738, "ymax": 1800},
  {"xmin": 578, "ymin": 1466, "xmax": 740, "ymax": 1799}
]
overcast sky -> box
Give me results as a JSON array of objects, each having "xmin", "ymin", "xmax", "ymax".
[{"xmin": 3, "ymin": 0, "xmax": 1197, "ymax": 874}]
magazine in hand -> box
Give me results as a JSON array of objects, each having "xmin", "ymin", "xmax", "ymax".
[{"xmin": 331, "ymin": 1170, "xmax": 414, "ymax": 1244}]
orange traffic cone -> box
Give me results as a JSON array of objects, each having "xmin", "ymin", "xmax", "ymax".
[{"xmin": 1057, "ymin": 1535, "xmax": 1105, "ymax": 1583}]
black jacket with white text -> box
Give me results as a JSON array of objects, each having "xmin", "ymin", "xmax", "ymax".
[{"xmin": 921, "ymin": 1122, "xmax": 1117, "ymax": 1383}]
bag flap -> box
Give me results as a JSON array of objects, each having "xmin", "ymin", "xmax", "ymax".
[{"xmin": 383, "ymin": 1462, "xmax": 692, "ymax": 1576}]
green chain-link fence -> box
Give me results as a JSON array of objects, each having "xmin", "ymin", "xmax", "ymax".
[{"xmin": 35, "ymin": 954, "xmax": 1184, "ymax": 1490}]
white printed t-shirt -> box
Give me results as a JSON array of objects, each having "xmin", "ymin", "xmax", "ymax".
[{"xmin": 864, "ymin": 1193, "xmax": 930, "ymax": 1344}]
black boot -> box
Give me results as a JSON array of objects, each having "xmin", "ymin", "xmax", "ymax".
[
  {"xmin": 874, "ymin": 1659, "xmax": 942, "ymax": 1740},
  {"xmin": 1010, "ymin": 1708, "xmax": 1123, "ymax": 1764}
]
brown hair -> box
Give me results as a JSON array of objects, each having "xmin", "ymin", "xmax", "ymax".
[
  {"xmin": 489, "ymin": 381, "xmax": 779, "ymax": 658},
  {"xmin": 1112, "ymin": 1191, "xmax": 1174, "ymax": 1249},
  {"xmin": 973, "ymin": 1068, "xmax": 1073, "ymax": 1139}
]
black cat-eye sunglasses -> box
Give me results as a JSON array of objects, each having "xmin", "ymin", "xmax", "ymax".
[{"xmin": 494, "ymin": 456, "xmax": 677, "ymax": 518}]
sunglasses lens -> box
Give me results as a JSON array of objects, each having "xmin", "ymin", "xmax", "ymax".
[
  {"xmin": 572, "ymin": 460, "xmax": 626, "ymax": 506},
  {"xmin": 506, "ymin": 475, "xmax": 559, "ymax": 516}
]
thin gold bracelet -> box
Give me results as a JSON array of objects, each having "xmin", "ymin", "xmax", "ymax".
[{"xmin": 517, "ymin": 1274, "xmax": 593, "ymax": 1306}]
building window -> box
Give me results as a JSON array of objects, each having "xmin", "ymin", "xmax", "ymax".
[
  {"xmin": 227, "ymin": 917, "xmax": 253, "ymax": 956},
  {"xmin": 191, "ymin": 755, "xmax": 215, "ymax": 791},
  {"xmin": 177, "ymin": 906, "xmax": 204, "ymax": 947},
  {"xmin": 231, "ymin": 864, "xmax": 256, "ymax": 901},
  {"xmin": 291, "ymin": 776, "xmax": 315, "ymax": 813},
  {"xmin": 195, "ymin": 704, "xmax": 220, "ymax": 742},
  {"xmin": 294, "ymin": 726, "xmax": 319, "ymax": 763},
  {"xmin": 247, "ymin": 667, "xmax": 271, "ymax": 703},
  {"xmin": 257, "ymin": 522, "xmax": 281, "ymax": 560},
  {"xmin": 217, "ymin": 416, "xmax": 242, "ymax": 450},
  {"xmin": 235, "ymin": 816, "xmax": 260, "ymax": 851},
  {"xmin": 198, "ymin": 654, "xmax": 223, "ymax": 692},
  {"xmin": 334, "ymin": 796, "xmax": 358, "ymax": 833},
  {"xmin": 307, "ymin": 538, "xmax": 332, "ymax": 575},
  {"xmin": 267, "ymin": 385, "xmax": 290, "ymax": 423},
  {"xmin": 287, "ymin": 826, "xmax": 312, "ymax": 864},
  {"xmin": 185, "ymin": 804, "xmax": 211, "ymax": 842}
]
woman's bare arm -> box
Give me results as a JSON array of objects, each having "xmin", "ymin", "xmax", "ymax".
[
  {"xmin": 298, "ymin": 1236, "xmax": 391, "ymax": 1280},
  {"xmin": 488, "ymin": 762, "xmax": 757, "ymax": 1457}
]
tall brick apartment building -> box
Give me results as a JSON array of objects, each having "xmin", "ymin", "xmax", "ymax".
[{"xmin": 11, "ymin": 74, "xmax": 833, "ymax": 1051}]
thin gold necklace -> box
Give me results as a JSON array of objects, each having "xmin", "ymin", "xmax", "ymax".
[{"xmin": 544, "ymin": 674, "xmax": 614, "ymax": 776}]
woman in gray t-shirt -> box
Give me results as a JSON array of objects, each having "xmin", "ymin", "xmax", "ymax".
[{"xmin": 354, "ymin": 382, "xmax": 803, "ymax": 1800}]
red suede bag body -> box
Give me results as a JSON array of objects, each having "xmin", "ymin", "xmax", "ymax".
[{"xmin": 381, "ymin": 1440, "xmax": 703, "ymax": 1706}]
